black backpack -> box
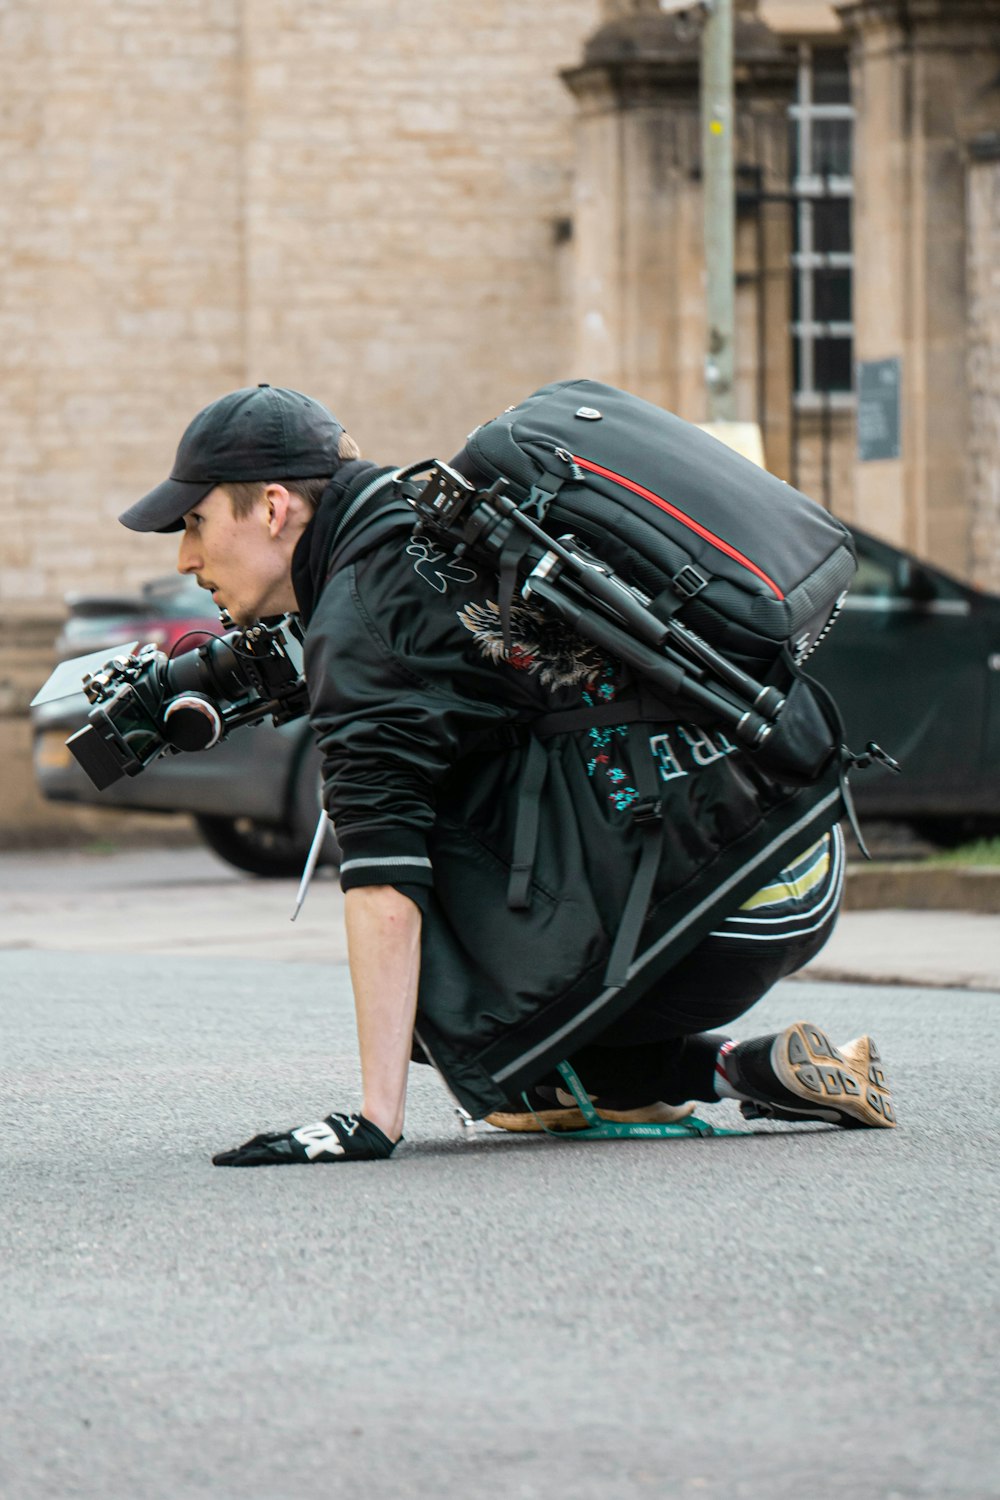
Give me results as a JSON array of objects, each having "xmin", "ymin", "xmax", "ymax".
[
  {"xmin": 397, "ymin": 378, "xmax": 895, "ymax": 804},
  {"xmin": 337, "ymin": 378, "xmax": 898, "ymax": 997},
  {"xmin": 456, "ymin": 378, "xmax": 855, "ymax": 676}
]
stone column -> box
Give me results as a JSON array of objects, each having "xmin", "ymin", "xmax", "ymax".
[
  {"xmin": 561, "ymin": 0, "xmax": 797, "ymax": 473},
  {"xmin": 838, "ymin": 0, "xmax": 1000, "ymax": 572},
  {"xmin": 967, "ymin": 135, "xmax": 1000, "ymax": 591}
]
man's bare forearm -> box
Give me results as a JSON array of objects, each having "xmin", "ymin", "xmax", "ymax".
[{"xmin": 344, "ymin": 885, "xmax": 422, "ymax": 1142}]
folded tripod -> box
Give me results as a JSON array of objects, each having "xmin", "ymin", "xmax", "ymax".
[{"xmin": 402, "ymin": 457, "xmax": 793, "ymax": 756}]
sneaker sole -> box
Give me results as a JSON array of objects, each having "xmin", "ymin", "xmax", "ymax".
[
  {"xmin": 484, "ymin": 1100, "xmax": 697, "ymax": 1134},
  {"xmin": 772, "ymin": 1022, "xmax": 896, "ymax": 1129},
  {"xmin": 484, "ymin": 1107, "xmax": 589, "ymax": 1133}
]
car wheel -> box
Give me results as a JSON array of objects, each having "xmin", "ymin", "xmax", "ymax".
[{"xmin": 194, "ymin": 813, "xmax": 322, "ymax": 878}]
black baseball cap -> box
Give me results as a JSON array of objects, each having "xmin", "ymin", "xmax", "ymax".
[{"xmin": 119, "ymin": 384, "xmax": 345, "ymax": 533}]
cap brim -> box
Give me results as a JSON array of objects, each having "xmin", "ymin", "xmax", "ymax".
[{"xmin": 118, "ymin": 477, "xmax": 217, "ymax": 533}]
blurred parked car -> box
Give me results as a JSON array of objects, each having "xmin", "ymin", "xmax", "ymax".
[
  {"xmin": 810, "ymin": 528, "xmax": 1000, "ymax": 845},
  {"xmin": 31, "ymin": 528, "xmax": 1000, "ymax": 872},
  {"xmin": 31, "ymin": 574, "xmax": 338, "ymax": 877}
]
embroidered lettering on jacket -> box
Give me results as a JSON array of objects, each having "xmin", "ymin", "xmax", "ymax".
[
  {"xmin": 459, "ymin": 599, "xmax": 737, "ymax": 814},
  {"xmin": 585, "ymin": 671, "xmax": 736, "ymax": 811},
  {"xmin": 457, "ymin": 598, "xmax": 608, "ymax": 690},
  {"xmin": 407, "ymin": 535, "xmax": 479, "ymax": 594},
  {"xmin": 650, "ymin": 725, "xmax": 736, "ymax": 780}
]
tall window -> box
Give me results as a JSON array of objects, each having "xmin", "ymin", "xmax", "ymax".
[{"xmin": 789, "ymin": 47, "xmax": 854, "ymax": 406}]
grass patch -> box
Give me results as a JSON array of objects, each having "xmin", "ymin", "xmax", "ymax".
[{"xmin": 924, "ymin": 838, "xmax": 1000, "ymax": 868}]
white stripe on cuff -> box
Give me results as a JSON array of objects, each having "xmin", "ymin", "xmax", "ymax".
[{"xmin": 339, "ymin": 855, "xmax": 434, "ymax": 873}]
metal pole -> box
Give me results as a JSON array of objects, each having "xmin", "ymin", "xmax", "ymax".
[{"xmin": 702, "ymin": 0, "xmax": 736, "ymax": 422}]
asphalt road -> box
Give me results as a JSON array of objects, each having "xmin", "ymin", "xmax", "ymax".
[{"xmin": 2, "ymin": 849, "xmax": 998, "ymax": 1500}]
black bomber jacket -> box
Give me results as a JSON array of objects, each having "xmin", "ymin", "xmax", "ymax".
[{"xmin": 291, "ymin": 463, "xmax": 843, "ymax": 1117}]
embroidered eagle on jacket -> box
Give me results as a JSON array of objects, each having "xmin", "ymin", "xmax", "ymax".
[{"xmin": 456, "ymin": 598, "xmax": 609, "ymax": 691}]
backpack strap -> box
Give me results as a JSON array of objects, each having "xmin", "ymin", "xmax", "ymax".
[
  {"xmin": 323, "ymin": 459, "xmax": 375, "ymax": 517},
  {"xmin": 497, "ymin": 531, "xmax": 530, "ymax": 656},
  {"xmin": 601, "ymin": 741, "xmax": 664, "ymax": 989},
  {"xmin": 502, "ymin": 690, "xmax": 671, "ymax": 987},
  {"xmin": 494, "ymin": 456, "xmax": 571, "ymax": 652},
  {"xmin": 530, "ymin": 1061, "xmax": 741, "ymax": 1139},
  {"xmin": 506, "ymin": 735, "xmax": 548, "ymax": 910},
  {"xmin": 530, "ymin": 690, "xmax": 674, "ymax": 740},
  {"xmin": 322, "ymin": 463, "xmax": 416, "ymax": 582},
  {"xmin": 326, "ymin": 502, "xmax": 414, "ymax": 579}
]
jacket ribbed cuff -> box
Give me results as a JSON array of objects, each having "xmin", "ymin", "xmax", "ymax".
[{"xmin": 336, "ymin": 827, "xmax": 434, "ymax": 892}]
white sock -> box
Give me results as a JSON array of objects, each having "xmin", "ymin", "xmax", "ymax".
[{"xmin": 714, "ymin": 1039, "xmax": 744, "ymax": 1100}]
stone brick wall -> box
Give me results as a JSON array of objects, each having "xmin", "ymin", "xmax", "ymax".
[
  {"xmin": 0, "ymin": 0, "xmax": 598, "ymax": 833},
  {"xmin": 240, "ymin": 0, "xmax": 597, "ymax": 472},
  {"xmin": 790, "ymin": 409, "xmax": 856, "ymax": 518},
  {"xmin": 967, "ymin": 150, "xmax": 1000, "ymax": 591},
  {"xmin": 0, "ymin": 0, "xmax": 248, "ymax": 616},
  {"xmin": 5, "ymin": 0, "xmax": 997, "ymax": 843},
  {"xmin": 563, "ymin": 2, "xmax": 798, "ymax": 477},
  {"xmin": 1, "ymin": 0, "xmax": 598, "ymax": 623}
]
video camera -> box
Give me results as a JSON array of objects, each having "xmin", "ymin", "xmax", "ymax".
[{"xmin": 33, "ymin": 620, "xmax": 309, "ymax": 792}]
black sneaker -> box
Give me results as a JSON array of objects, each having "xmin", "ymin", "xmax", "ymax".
[
  {"xmin": 726, "ymin": 1021, "xmax": 896, "ymax": 1129},
  {"xmin": 485, "ymin": 1084, "xmax": 696, "ymax": 1134}
]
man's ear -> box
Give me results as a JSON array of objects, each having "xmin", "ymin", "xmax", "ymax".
[{"xmin": 264, "ymin": 484, "xmax": 293, "ymax": 538}]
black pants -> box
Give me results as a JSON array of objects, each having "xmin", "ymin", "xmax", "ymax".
[{"xmin": 556, "ymin": 897, "xmax": 840, "ymax": 1106}]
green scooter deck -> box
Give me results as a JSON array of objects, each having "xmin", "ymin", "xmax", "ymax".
[{"xmin": 517, "ymin": 1062, "xmax": 747, "ymax": 1141}]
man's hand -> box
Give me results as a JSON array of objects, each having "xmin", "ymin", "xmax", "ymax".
[{"xmin": 212, "ymin": 1112, "xmax": 399, "ymax": 1166}]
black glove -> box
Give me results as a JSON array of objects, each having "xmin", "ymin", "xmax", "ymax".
[{"xmin": 212, "ymin": 1112, "xmax": 399, "ymax": 1166}]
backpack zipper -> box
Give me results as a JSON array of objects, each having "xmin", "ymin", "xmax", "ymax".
[{"xmin": 569, "ymin": 453, "xmax": 785, "ymax": 601}]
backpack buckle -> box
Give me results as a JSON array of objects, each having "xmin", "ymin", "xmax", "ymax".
[
  {"xmin": 866, "ymin": 741, "xmax": 901, "ymax": 774},
  {"xmin": 671, "ymin": 565, "xmax": 708, "ymax": 600},
  {"xmin": 847, "ymin": 740, "xmax": 901, "ymax": 775},
  {"xmin": 632, "ymin": 796, "xmax": 663, "ymax": 827},
  {"xmin": 524, "ymin": 484, "xmax": 555, "ymax": 521}
]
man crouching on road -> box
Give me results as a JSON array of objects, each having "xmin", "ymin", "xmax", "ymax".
[{"xmin": 118, "ymin": 384, "xmax": 896, "ymax": 1166}]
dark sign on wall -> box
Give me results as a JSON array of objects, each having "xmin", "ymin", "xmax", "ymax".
[{"xmin": 857, "ymin": 357, "xmax": 901, "ymax": 462}]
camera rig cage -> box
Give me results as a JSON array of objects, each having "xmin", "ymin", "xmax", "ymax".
[{"xmin": 46, "ymin": 619, "xmax": 309, "ymax": 792}]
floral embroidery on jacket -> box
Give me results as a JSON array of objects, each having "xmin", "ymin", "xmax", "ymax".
[{"xmin": 457, "ymin": 598, "xmax": 608, "ymax": 691}]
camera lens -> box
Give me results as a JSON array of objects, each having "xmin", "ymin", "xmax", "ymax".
[
  {"xmin": 161, "ymin": 633, "xmax": 246, "ymax": 702},
  {"xmin": 162, "ymin": 694, "xmax": 224, "ymax": 751}
]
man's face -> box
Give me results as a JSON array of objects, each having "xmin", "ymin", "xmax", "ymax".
[{"xmin": 176, "ymin": 485, "xmax": 296, "ymax": 627}]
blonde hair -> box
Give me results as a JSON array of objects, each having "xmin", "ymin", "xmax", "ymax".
[{"xmin": 222, "ymin": 432, "xmax": 362, "ymax": 519}]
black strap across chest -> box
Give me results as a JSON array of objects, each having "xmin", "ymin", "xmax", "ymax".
[{"xmin": 501, "ymin": 688, "xmax": 680, "ymax": 989}]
